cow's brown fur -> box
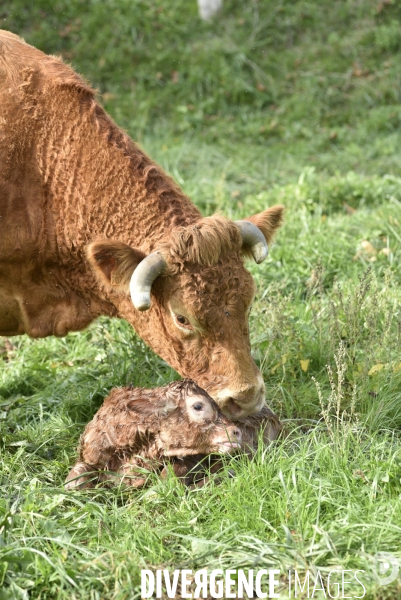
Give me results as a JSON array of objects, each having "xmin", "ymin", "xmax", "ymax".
[
  {"xmin": 65, "ymin": 380, "xmax": 243, "ymax": 489},
  {"xmin": 0, "ymin": 30, "xmax": 284, "ymax": 417}
]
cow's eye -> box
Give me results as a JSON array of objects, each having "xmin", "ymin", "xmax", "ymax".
[
  {"xmin": 193, "ymin": 403, "xmax": 203, "ymax": 411},
  {"xmin": 174, "ymin": 314, "xmax": 192, "ymax": 329}
]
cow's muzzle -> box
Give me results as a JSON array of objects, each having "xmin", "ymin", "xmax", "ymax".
[{"xmin": 209, "ymin": 374, "xmax": 266, "ymax": 420}]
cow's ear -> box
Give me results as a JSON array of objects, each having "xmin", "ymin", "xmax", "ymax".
[
  {"xmin": 244, "ymin": 205, "xmax": 284, "ymax": 245},
  {"xmin": 86, "ymin": 240, "xmax": 146, "ymax": 291},
  {"xmin": 127, "ymin": 395, "xmax": 178, "ymax": 416}
]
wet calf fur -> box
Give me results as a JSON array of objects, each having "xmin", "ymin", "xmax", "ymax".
[
  {"xmin": 65, "ymin": 380, "xmax": 242, "ymax": 489},
  {"xmin": 160, "ymin": 405, "xmax": 283, "ymax": 487}
]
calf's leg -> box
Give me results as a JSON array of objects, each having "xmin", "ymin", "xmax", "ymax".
[
  {"xmin": 116, "ymin": 462, "xmax": 152, "ymax": 488},
  {"xmin": 65, "ymin": 462, "xmax": 99, "ymax": 490}
]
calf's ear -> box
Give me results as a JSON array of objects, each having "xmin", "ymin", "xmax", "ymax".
[
  {"xmin": 244, "ymin": 205, "xmax": 284, "ymax": 245},
  {"xmin": 86, "ymin": 240, "xmax": 146, "ymax": 291}
]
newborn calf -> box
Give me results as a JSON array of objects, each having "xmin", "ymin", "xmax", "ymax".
[{"xmin": 65, "ymin": 379, "xmax": 242, "ymax": 489}]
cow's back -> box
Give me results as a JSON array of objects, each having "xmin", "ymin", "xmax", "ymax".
[
  {"xmin": 0, "ymin": 29, "xmax": 91, "ymax": 91},
  {"xmin": 0, "ymin": 30, "xmax": 41, "ymax": 87}
]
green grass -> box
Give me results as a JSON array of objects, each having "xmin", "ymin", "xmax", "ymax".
[{"xmin": 1, "ymin": 0, "xmax": 401, "ymax": 598}]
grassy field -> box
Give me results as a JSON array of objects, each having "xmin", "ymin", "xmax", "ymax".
[{"xmin": 1, "ymin": 0, "xmax": 401, "ymax": 598}]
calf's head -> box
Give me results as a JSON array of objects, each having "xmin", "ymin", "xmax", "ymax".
[
  {"xmin": 87, "ymin": 206, "xmax": 283, "ymax": 419},
  {"xmin": 128, "ymin": 380, "xmax": 242, "ymax": 456}
]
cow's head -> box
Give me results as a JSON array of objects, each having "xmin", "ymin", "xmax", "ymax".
[{"xmin": 86, "ymin": 206, "xmax": 283, "ymax": 419}]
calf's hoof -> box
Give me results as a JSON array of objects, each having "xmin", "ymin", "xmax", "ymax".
[{"xmin": 65, "ymin": 462, "xmax": 98, "ymax": 490}]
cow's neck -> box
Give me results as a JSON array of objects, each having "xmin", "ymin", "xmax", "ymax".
[
  {"xmin": 46, "ymin": 88, "xmax": 202, "ymax": 261},
  {"xmin": 45, "ymin": 92, "xmax": 203, "ymax": 321}
]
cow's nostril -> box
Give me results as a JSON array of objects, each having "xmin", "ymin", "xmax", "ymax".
[{"xmin": 232, "ymin": 428, "xmax": 241, "ymax": 438}]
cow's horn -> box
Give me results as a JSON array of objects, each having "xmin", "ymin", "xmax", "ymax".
[
  {"xmin": 235, "ymin": 220, "xmax": 269, "ymax": 264},
  {"xmin": 129, "ymin": 252, "xmax": 167, "ymax": 311}
]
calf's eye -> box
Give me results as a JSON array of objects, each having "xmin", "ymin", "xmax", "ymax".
[
  {"xmin": 175, "ymin": 314, "xmax": 192, "ymax": 329},
  {"xmin": 193, "ymin": 403, "xmax": 203, "ymax": 411}
]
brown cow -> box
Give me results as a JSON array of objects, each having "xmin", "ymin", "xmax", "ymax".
[
  {"xmin": 0, "ymin": 30, "xmax": 284, "ymax": 418},
  {"xmin": 65, "ymin": 379, "xmax": 243, "ymax": 489}
]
